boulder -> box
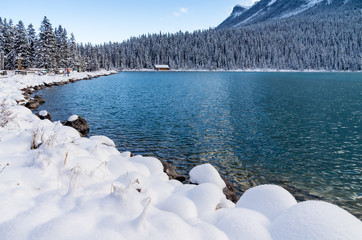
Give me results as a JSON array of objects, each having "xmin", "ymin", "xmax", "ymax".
[
  {"xmin": 33, "ymin": 95, "xmax": 45, "ymax": 104},
  {"xmin": 25, "ymin": 100, "xmax": 39, "ymax": 109},
  {"xmin": 34, "ymin": 86, "xmax": 42, "ymax": 90},
  {"xmin": 160, "ymin": 160, "xmax": 186, "ymax": 182},
  {"xmin": 222, "ymin": 176, "xmax": 238, "ymax": 203},
  {"xmin": 63, "ymin": 115, "xmax": 90, "ymax": 136},
  {"xmin": 35, "ymin": 110, "xmax": 52, "ymax": 121}
]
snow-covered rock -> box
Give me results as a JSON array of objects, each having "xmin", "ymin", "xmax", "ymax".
[
  {"xmin": 189, "ymin": 163, "xmax": 226, "ymax": 190},
  {"xmin": 68, "ymin": 115, "xmax": 78, "ymax": 122},
  {"xmin": 270, "ymin": 201, "xmax": 362, "ymax": 240},
  {"xmin": 236, "ymin": 184, "xmax": 297, "ymax": 221}
]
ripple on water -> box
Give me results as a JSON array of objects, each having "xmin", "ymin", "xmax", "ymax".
[{"xmin": 35, "ymin": 72, "xmax": 362, "ymax": 219}]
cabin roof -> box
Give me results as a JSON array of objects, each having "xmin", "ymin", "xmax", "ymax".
[{"xmin": 154, "ymin": 65, "xmax": 169, "ymax": 68}]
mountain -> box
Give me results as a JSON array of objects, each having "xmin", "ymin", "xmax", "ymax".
[
  {"xmin": 220, "ymin": 5, "xmax": 249, "ymax": 24},
  {"xmin": 218, "ymin": 0, "xmax": 362, "ymax": 28}
]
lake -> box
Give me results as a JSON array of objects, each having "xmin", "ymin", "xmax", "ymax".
[{"xmin": 36, "ymin": 71, "xmax": 362, "ymax": 218}]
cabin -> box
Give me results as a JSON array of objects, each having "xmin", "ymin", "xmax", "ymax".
[{"xmin": 154, "ymin": 64, "xmax": 170, "ymax": 71}]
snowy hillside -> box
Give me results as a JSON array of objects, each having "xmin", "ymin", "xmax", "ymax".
[
  {"xmin": 218, "ymin": 0, "xmax": 362, "ymax": 28},
  {"xmin": 0, "ymin": 71, "xmax": 361, "ymax": 239}
]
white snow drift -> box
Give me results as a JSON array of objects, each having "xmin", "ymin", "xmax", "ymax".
[{"xmin": 0, "ymin": 70, "xmax": 360, "ymax": 240}]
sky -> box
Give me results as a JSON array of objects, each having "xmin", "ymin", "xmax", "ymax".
[{"xmin": 0, "ymin": 0, "xmax": 258, "ymax": 44}]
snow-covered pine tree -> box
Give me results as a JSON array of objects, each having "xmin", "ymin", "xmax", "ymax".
[
  {"xmin": 68, "ymin": 33, "xmax": 78, "ymax": 69},
  {"xmin": 27, "ymin": 23, "xmax": 37, "ymax": 68},
  {"xmin": 37, "ymin": 16, "xmax": 57, "ymax": 69},
  {"xmin": 15, "ymin": 20, "xmax": 30, "ymax": 69},
  {"xmin": 54, "ymin": 25, "xmax": 70, "ymax": 68},
  {"xmin": 0, "ymin": 18, "xmax": 4, "ymax": 53},
  {"xmin": 4, "ymin": 19, "xmax": 17, "ymax": 70},
  {"xmin": 60, "ymin": 27, "xmax": 70, "ymax": 67}
]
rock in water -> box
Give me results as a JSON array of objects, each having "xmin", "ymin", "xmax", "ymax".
[
  {"xmin": 25, "ymin": 100, "xmax": 39, "ymax": 109},
  {"xmin": 222, "ymin": 176, "xmax": 238, "ymax": 203},
  {"xmin": 35, "ymin": 110, "xmax": 52, "ymax": 121},
  {"xmin": 63, "ymin": 115, "xmax": 90, "ymax": 136},
  {"xmin": 160, "ymin": 160, "xmax": 186, "ymax": 182},
  {"xmin": 33, "ymin": 95, "xmax": 45, "ymax": 104}
]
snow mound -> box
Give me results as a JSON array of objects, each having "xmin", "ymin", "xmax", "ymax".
[
  {"xmin": 236, "ymin": 184, "xmax": 297, "ymax": 221},
  {"xmin": 215, "ymin": 208, "xmax": 272, "ymax": 240},
  {"xmin": 68, "ymin": 115, "xmax": 79, "ymax": 122},
  {"xmin": 89, "ymin": 135, "xmax": 116, "ymax": 147},
  {"xmin": 189, "ymin": 163, "xmax": 226, "ymax": 190},
  {"xmin": 270, "ymin": 200, "xmax": 362, "ymax": 240}
]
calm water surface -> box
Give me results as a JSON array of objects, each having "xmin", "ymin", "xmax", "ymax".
[{"xmin": 36, "ymin": 72, "xmax": 362, "ymax": 218}]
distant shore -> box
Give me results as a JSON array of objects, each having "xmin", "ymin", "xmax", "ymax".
[{"xmin": 118, "ymin": 68, "xmax": 362, "ymax": 73}]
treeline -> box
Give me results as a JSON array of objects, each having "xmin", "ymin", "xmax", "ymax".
[
  {"xmin": 0, "ymin": 16, "xmax": 84, "ymax": 71},
  {"xmin": 109, "ymin": 10, "xmax": 361, "ymax": 71},
  {"xmin": 1, "ymin": 10, "xmax": 361, "ymax": 71}
]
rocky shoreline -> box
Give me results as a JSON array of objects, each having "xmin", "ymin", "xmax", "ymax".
[
  {"xmin": 18, "ymin": 70, "xmax": 360, "ymax": 217},
  {"xmin": 20, "ymin": 71, "xmax": 119, "ymax": 110},
  {"xmin": 0, "ymin": 69, "xmax": 361, "ymax": 239},
  {"xmin": 19, "ymin": 70, "xmax": 240, "ymax": 203}
]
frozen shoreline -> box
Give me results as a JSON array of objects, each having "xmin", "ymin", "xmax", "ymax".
[{"xmin": 0, "ymin": 69, "xmax": 361, "ymax": 239}]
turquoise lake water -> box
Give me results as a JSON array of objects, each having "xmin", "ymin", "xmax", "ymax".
[{"xmin": 36, "ymin": 72, "xmax": 362, "ymax": 218}]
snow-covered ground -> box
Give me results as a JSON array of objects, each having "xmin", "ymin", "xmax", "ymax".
[{"xmin": 0, "ymin": 70, "xmax": 361, "ymax": 240}]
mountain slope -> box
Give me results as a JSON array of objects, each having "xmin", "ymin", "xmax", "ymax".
[{"xmin": 218, "ymin": 0, "xmax": 362, "ymax": 28}]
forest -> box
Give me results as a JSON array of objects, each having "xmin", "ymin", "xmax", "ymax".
[{"xmin": 0, "ymin": 9, "xmax": 361, "ymax": 71}]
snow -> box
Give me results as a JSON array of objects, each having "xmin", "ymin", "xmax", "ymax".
[
  {"xmin": 39, "ymin": 110, "xmax": 48, "ymax": 117},
  {"xmin": 189, "ymin": 163, "xmax": 226, "ymax": 190},
  {"xmin": 270, "ymin": 201, "xmax": 362, "ymax": 240},
  {"xmin": 68, "ymin": 114, "xmax": 79, "ymax": 122},
  {"xmin": 281, "ymin": 0, "xmax": 324, "ymax": 18},
  {"xmin": 268, "ymin": 0, "xmax": 277, "ymax": 7},
  {"xmin": 236, "ymin": 184, "xmax": 297, "ymax": 221},
  {"xmin": 0, "ymin": 70, "xmax": 361, "ymax": 239}
]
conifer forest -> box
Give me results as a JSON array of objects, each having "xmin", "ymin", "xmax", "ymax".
[{"xmin": 0, "ymin": 10, "xmax": 361, "ymax": 71}]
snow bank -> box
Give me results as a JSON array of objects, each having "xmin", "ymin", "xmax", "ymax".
[{"xmin": 0, "ymin": 70, "xmax": 360, "ymax": 239}]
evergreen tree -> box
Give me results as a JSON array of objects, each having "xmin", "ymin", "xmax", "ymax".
[
  {"xmin": 0, "ymin": 18, "xmax": 4, "ymax": 54},
  {"xmin": 4, "ymin": 19, "xmax": 17, "ymax": 70},
  {"xmin": 15, "ymin": 20, "xmax": 30, "ymax": 68},
  {"xmin": 27, "ymin": 23, "xmax": 37, "ymax": 68},
  {"xmin": 68, "ymin": 33, "xmax": 78, "ymax": 69},
  {"xmin": 37, "ymin": 16, "xmax": 57, "ymax": 69}
]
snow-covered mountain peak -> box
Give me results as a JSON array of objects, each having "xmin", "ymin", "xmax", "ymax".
[
  {"xmin": 230, "ymin": 5, "xmax": 248, "ymax": 18},
  {"xmin": 218, "ymin": 0, "xmax": 361, "ymax": 29}
]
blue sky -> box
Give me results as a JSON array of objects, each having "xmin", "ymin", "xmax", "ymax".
[{"xmin": 0, "ymin": 0, "xmax": 258, "ymax": 44}]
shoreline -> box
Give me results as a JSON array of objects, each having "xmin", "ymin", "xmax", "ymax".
[
  {"xmin": 0, "ymin": 69, "xmax": 361, "ymax": 239},
  {"xmin": 118, "ymin": 68, "xmax": 362, "ymax": 73},
  {"xmin": 27, "ymin": 70, "xmax": 361, "ymax": 220}
]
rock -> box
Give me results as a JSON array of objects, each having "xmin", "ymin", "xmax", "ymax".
[
  {"xmin": 25, "ymin": 100, "xmax": 39, "ymax": 109},
  {"xmin": 23, "ymin": 93, "xmax": 30, "ymax": 100},
  {"xmin": 33, "ymin": 95, "xmax": 45, "ymax": 104},
  {"xmin": 63, "ymin": 115, "xmax": 90, "ymax": 136},
  {"xmin": 27, "ymin": 88, "xmax": 34, "ymax": 94},
  {"xmin": 35, "ymin": 111, "xmax": 52, "ymax": 121},
  {"xmin": 160, "ymin": 160, "xmax": 186, "ymax": 182},
  {"xmin": 222, "ymin": 176, "xmax": 238, "ymax": 203},
  {"xmin": 34, "ymin": 86, "xmax": 42, "ymax": 90}
]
